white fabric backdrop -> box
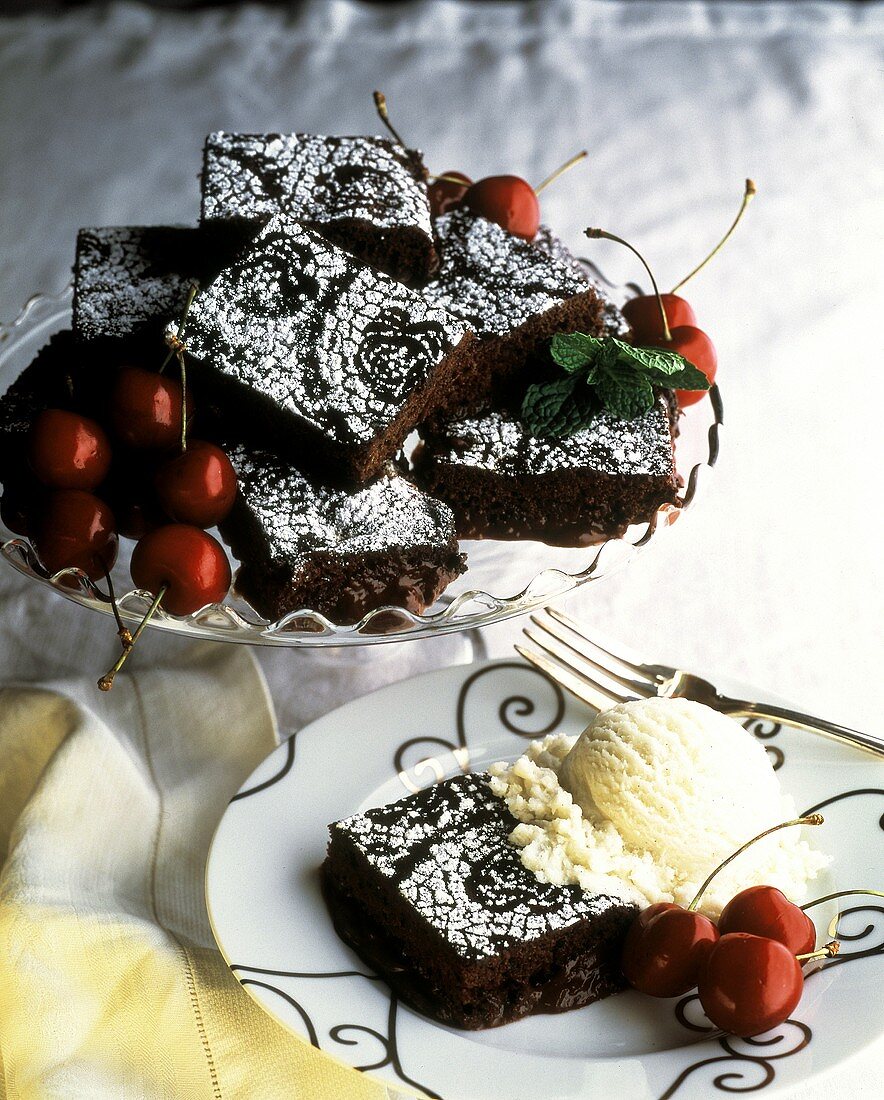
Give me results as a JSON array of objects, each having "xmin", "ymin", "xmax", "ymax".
[{"xmin": 0, "ymin": 2, "xmax": 882, "ymax": 1095}]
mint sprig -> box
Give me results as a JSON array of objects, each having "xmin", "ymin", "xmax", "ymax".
[{"xmin": 521, "ymin": 333, "xmax": 710, "ymax": 438}]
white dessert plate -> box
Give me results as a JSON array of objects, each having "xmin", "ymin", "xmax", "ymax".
[
  {"xmin": 0, "ymin": 283, "xmax": 722, "ymax": 647},
  {"xmin": 206, "ymin": 659, "xmax": 884, "ymax": 1100}
]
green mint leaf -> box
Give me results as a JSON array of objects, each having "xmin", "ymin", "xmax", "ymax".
[
  {"xmin": 595, "ymin": 367, "xmax": 655, "ymax": 420},
  {"xmin": 521, "ymin": 375, "xmax": 596, "ymax": 438},
  {"xmin": 613, "ymin": 341, "xmax": 692, "ymax": 377},
  {"xmin": 642, "ymin": 361, "xmax": 711, "ymax": 391},
  {"xmin": 550, "ymin": 331, "xmax": 607, "ymax": 373}
]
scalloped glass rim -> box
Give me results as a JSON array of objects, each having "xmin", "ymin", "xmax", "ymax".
[{"xmin": 0, "ymin": 277, "xmax": 723, "ymax": 647}]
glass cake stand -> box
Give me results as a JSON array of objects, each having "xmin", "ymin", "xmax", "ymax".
[{"xmin": 0, "ymin": 282, "xmax": 723, "ymax": 648}]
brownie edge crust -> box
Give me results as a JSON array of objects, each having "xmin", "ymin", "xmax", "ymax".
[{"xmin": 322, "ymin": 773, "xmax": 636, "ymax": 1029}]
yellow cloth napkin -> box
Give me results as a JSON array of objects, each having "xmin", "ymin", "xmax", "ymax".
[{"xmin": 0, "ymin": 639, "xmax": 406, "ymax": 1100}]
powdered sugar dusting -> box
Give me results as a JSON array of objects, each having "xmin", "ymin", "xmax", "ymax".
[
  {"xmin": 227, "ymin": 444, "xmax": 457, "ymax": 571},
  {"xmin": 74, "ymin": 226, "xmax": 207, "ymax": 341},
  {"xmin": 177, "ymin": 217, "xmax": 468, "ymax": 446},
  {"xmin": 425, "ymin": 400, "xmax": 675, "ymax": 478},
  {"xmin": 201, "ymin": 131, "xmax": 434, "ymax": 244},
  {"xmin": 423, "ymin": 210, "xmax": 594, "ymax": 339},
  {"xmin": 332, "ymin": 773, "xmax": 622, "ymax": 960}
]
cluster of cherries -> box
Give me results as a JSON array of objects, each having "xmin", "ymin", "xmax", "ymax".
[
  {"xmin": 12, "ymin": 351, "xmax": 237, "ymax": 689},
  {"xmin": 374, "ymin": 88, "xmax": 755, "ymax": 413},
  {"xmin": 620, "ymin": 814, "xmax": 840, "ymax": 1037}
]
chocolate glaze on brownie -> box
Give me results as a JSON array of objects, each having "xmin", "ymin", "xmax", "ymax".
[
  {"xmin": 201, "ymin": 132, "xmax": 436, "ymax": 285},
  {"xmin": 532, "ymin": 225, "xmax": 631, "ymax": 339},
  {"xmin": 323, "ymin": 773, "xmax": 636, "ymax": 1029},
  {"xmin": 219, "ymin": 443, "xmax": 465, "ymax": 624},
  {"xmin": 423, "ymin": 210, "xmax": 618, "ymax": 410},
  {"xmin": 413, "ymin": 400, "xmax": 679, "ymax": 545},
  {"xmin": 73, "ymin": 226, "xmax": 228, "ymax": 345},
  {"xmin": 176, "ymin": 216, "xmax": 476, "ymax": 484}
]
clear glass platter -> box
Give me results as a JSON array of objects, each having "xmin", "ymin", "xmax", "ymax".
[{"xmin": 0, "ymin": 282, "xmax": 722, "ymax": 647}]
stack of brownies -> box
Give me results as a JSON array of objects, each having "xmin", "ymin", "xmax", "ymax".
[{"xmin": 2, "ymin": 130, "xmax": 680, "ymax": 623}]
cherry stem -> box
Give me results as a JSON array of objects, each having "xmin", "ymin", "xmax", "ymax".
[
  {"xmin": 687, "ymin": 814, "xmax": 824, "ymax": 912},
  {"xmin": 429, "ymin": 174, "xmax": 472, "ymax": 187},
  {"xmin": 102, "ymin": 559, "xmax": 132, "ymax": 649},
  {"xmin": 97, "ymin": 584, "xmax": 166, "ymax": 691},
  {"xmin": 585, "ymin": 228, "xmax": 672, "ymax": 341},
  {"xmin": 373, "ymin": 90, "xmax": 406, "ymax": 148},
  {"xmin": 800, "ymin": 888, "xmax": 884, "ymax": 911},
  {"xmin": 796, "ymin": 940, "xmax": 840, "ymax": 962},
  {"xmin": 177, "ymin": 350, "xmax": 187, "ymax": 454},
  {"xmin": 160, "ymin": 281, "xmax": 200, "ymax": 375},
  {"xmin": 670, "ymin": 178, "xmax": 757, "ymax": 294},
  {"xmin": 535, "ymin": 150, "xmax": 588, "ymax": 195}
]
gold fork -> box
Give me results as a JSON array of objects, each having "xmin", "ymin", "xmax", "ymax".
[{"xmin": 517, "ymin": 607, "xmax": 884, "ymax": 759}]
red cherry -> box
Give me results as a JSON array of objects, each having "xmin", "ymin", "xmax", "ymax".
[
  {"xmin": 718, "ymin": 886, "xmax": 816, "ymax": 956},
  {"xmin": 622, "ymin": 294, "xmax": 698, "ymax": 343},
  {"xmin": 28, "ymin": 408, "xmax": 112, "ymax": 491},
  {"xmin": 464, "ymin": 175, "xmax": 540, "ymax": 240},
  {"xmin": 621, "ymin": 902, "xmax": 720, "ymax": 997},
  {"xmin": 154, "ymin": 441, "xmax": 238, "ymax": 528},
  {"xmin": 428, "ymin": 171, "xmax": 472, "ymax": 218},
  {"xmin": 130, "ymin": 525, "xmax": 230, "ymax": 615},
  {"xmin": 1, "ymin": 477, "xmax": 46, "ymax": 536},
  {"xmin": 111, "ymin": 367, "xmax": 193, "ymax": 451},
  {"xmin": 698, "ymin": 933, "xmax": 804, "ymax": 1037},
  {"xmin": 33, "ymin": 489, "xmax": 118, "ymax": 581},
  {"xmin": 655, "ymin": 325, "xmax": 718, "ymax": 407}
]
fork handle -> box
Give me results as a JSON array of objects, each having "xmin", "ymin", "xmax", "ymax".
[{"xmin": 723, "ymin": 700, "xmax": 884, "ymax": 759}]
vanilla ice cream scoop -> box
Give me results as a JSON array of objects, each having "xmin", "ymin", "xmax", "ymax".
[
  {"xmin": 558, "ymin": 698, "xmax": 784, "ymax": 879},
  {"xmin": 488, "ymin": 697, "xmax": 828, "ymax": 917}
]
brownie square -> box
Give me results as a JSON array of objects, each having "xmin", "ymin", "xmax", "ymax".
[
  {"xmin": 422, "ymin": 210, "xmax": 623, "ymax": 411},
  {"xmin": 413, "ymin": 400, "xmax": 679, "ymax": 545},
  {"xmin": 201, "ymin": 132, "xmax": 437, "ymax": 285},
  {"xmin": 323, "ymin": 773, "xmax": 636, "ymax": 1029},
  {"xmin": 176, "ymin": 215, "xmax": 476, "ymax": 484},
  {"xmin": 73, "ymin": 225, "xmax": 228, "ymax": 346},
  {"xmin": 219, "ymin": 443, "xmax": 466, "ymax": 625}
]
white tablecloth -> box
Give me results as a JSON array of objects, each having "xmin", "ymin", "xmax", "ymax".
[{"xmin": 0, "ymin": 2, "xmax": 882, "ymax": 1096}]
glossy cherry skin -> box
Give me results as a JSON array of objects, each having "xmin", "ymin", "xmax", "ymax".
[
  {"xmin": 464, "ymin": 175, "xmax": 540, "ymax": 240},
  {"xmin": 621, "ymin": 902, "xmax": 720, "ymax": 997},
  {"xmin": 111, "ymin": 367, "xmax": 194, "ymax": 451},
  {"xmin": 698, "ymin": 932, "xmax": 804, "ymax": 1037},
  {"xmin": 130, "ymin": 525, "xmax": 231, "ymax": 615},
  {"xmin": 33, "ymin": 490, "xmax": 118, "ymax": 581},
  {"xmin": 654, "ymin": 325, "xmax": 718, "ymax": 407},
  {"xmin": 718, "ymin": 886, "xmax": 816, "ymax": 956},
  {"xmin": 622, "ymin": 294, "xmax": 698, "ymax": 343},
  {"xmin": 28, "ymin": 408, "xmax": 112, "ymax": 491},
  {"xmin": 428, "ymin": 170, "xmax": 472, "ymax": 218},
  {"xmin": 154, "ymin": 441, "xmax": 237, "ymax": 528}
]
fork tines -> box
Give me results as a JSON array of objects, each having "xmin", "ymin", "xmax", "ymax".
[{"xmin": 519, "ymin": 609, "xmax": 663, "ymax": 713}]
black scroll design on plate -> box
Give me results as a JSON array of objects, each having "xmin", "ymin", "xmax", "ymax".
[
  {"xmin": 232, "ymin": 965, "xmax": 440, "ymax": 1098},
  {"xmin": 660, "ymin": 1005, "xmax": 812, "ymax": 1098},
  {"xmin": 663, "ymin": 787, "xmax": 884, "ymax": 1097},
  {"xmin": 394, "ymin": 661, "xmax": 567, "ymax": 793},
  {"xmin": 230, "ymin": 732, "xmax": 298, "ymax": 802},
  {"xmin": 743, "ymin": 718, "xmax": 784, "ymax": 771}
]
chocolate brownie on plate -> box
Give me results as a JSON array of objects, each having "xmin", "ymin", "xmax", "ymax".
[
  {"xmin": 176, "ymin": 215, "xmax": 476, "ymax": 484},
  {"xmin": 219, "ymin": 443, "xmax": 465, "ymax": 625},
  {"xmin": 73, "ymin": 226, "xmax": 228, "ymax": 347},
  {"xmin": 422, "ymin": 210, "xmax": 620, "ymax": 410},
  {"xmin": 323, "ymin": 772, "xmax": 636, "ymax": 1029},
  {"xmin": 413, "ymin": 399, "xmax": 679, "ymax": 545},
  {"xmin": 201, "ymin": 132, "xmax": 436, "ymax": 285}
]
